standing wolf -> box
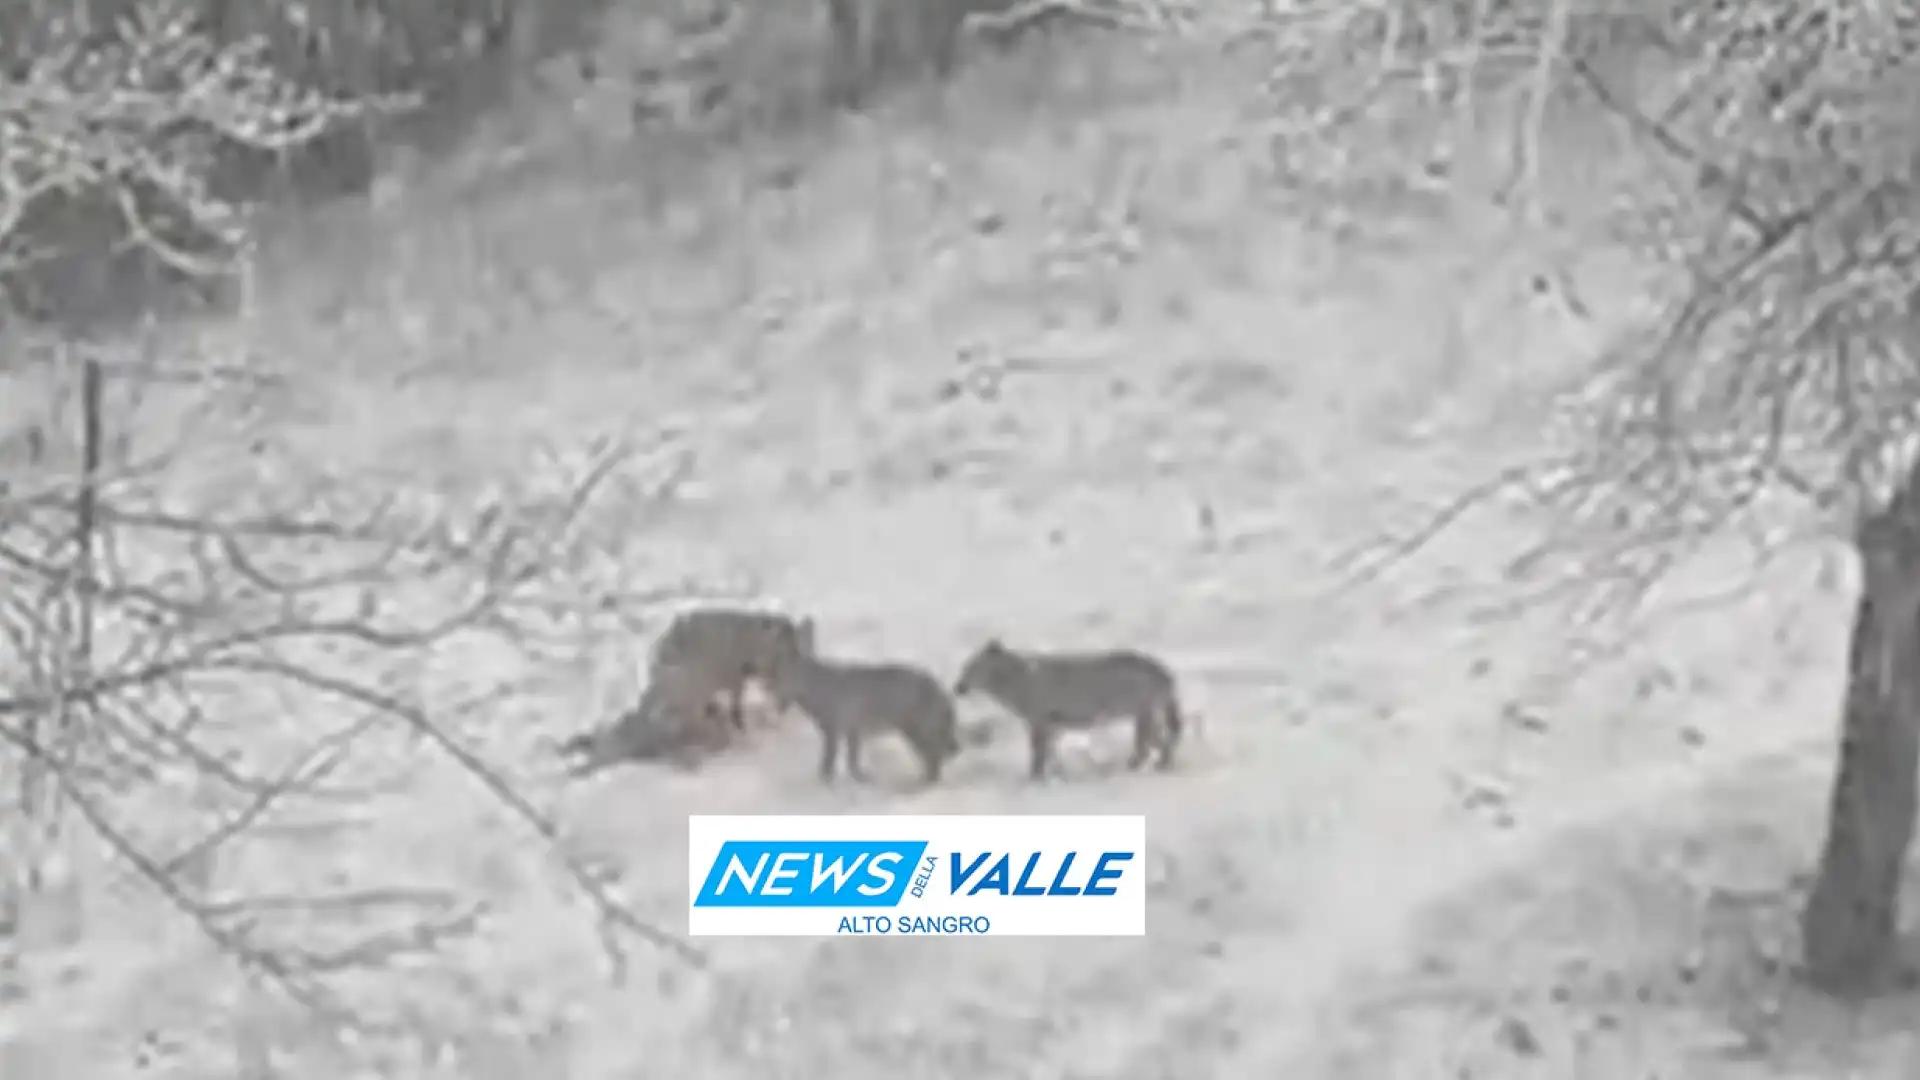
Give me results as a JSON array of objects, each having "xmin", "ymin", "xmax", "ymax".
[
  {"xmin": 647, "ymin": 607, "xmax": 814, "ymax": 734},
  {"xmin": 954, "ymin": 638, "xmax": 1185, "ymax": 779},
  {"xmin": 762, "ymin": 622, "xmax": 964, "ymax": 785}
]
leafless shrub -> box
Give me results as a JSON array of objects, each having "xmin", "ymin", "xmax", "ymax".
[
  {"xmin": 0, "ymin": 1, "xmax": 704, "ymax": 1033},
  {"xmin": 1, "ymin": 389, "xmax": 705, "ymax": 1020}
]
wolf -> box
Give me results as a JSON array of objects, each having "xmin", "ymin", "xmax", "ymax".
[
  {"xmin": 953, "ymin": 638, "xmax": 1184, "ymax": 779},
  {"xmin": 763, "ymin": 625, "xmax": 963, "ymax": 784},
  {"xmin": 557, "ymin": 673, "xmax": 732, "ymax": 777},
  {"xmin": 647, "ymin": 606, "xmax": 814, "ymax": 735}
]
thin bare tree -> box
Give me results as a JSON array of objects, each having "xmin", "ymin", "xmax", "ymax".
[{"xmin": 1328, "ymin": 0, "xmax": 1920, "ymax": 995}]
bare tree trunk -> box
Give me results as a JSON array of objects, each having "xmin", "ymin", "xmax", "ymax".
[
  {"xmin": 824, "ymin": 0, "xmax": 870, "ymax": 107},
  {"xmin": 1801, "ymin": 470, "xmax": 1920, "ymax": 995}
]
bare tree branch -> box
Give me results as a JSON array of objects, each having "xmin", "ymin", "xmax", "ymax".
[
  {"xmin": 3, "ymin": 376, "xmax": 707, "ymax": 1028},
  {"xmin": 1321, "ymin": 2, "xmax": 1920, "ymax": 626}
]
